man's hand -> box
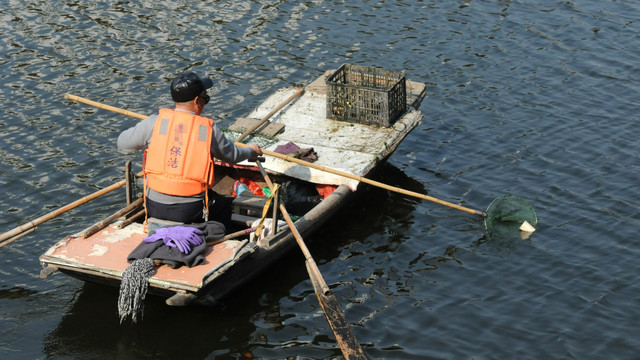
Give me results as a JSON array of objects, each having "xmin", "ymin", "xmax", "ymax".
[{"xmin": 249, "ymin": 144, "xmax": 262, "ymax": 156}]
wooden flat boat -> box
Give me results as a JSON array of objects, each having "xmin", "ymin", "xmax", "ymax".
[{"xmin": 39, "ymin": 69, "xmax": 426, "ymax": 306}]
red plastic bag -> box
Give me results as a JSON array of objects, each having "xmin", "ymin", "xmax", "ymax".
[
  {"xmin": 240, "ymin": 177, "xmax": 265, "ymax": 196},
  {"xmin": 315, "ymin": 184, "xmax": 337, "ymax": 199}
]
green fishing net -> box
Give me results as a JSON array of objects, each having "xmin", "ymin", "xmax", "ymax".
[
  {"xmin": 224, "ymin": 130, "xmax": 278, "ymax": 148},
  {"xmin": 484, "ymin": 194, "xmax": 538, "ymax": 239}
]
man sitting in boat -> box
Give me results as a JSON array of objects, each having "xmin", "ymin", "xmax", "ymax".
[{"xmin": 117, "ymin": 71, "xmax": 262, "ymax": 228}]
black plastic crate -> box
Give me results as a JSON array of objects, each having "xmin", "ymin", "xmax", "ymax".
[{"xmin": 325, "ymin": 64, "xmax": 406, "ymax": 127}]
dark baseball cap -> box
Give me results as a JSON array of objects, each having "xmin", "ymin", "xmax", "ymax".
[{"xmin": 170, "ymin": 72, "xmax": 214, "ymax": 102}]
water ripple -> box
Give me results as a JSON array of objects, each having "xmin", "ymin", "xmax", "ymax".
[{"xmin": 1, "ymin": 0, "xmax": 640, "ymax": 358}]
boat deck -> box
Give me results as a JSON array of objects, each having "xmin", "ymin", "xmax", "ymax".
[
  {"xmin": 233, "ymin": 70, "xmax": 425, "ymax": 189},
  {"xmin": 40, "ymin": 222, "xmax": 254, "ymax": 293}
]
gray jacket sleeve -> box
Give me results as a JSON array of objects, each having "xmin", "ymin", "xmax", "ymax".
[
  {"xmin": 210, "ymin": 123, "xmax": 256, "ymax": 163},
  {"xmin": 117, "ymin": 115, "xmax": 157, "ymax": 154}
]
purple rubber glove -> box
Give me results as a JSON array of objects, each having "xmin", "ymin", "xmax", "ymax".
[
  {"xmin": 143, "ymin": 227, "xmax": 173, "ymax": 243},
  {"xmin": 143, "ymin": 226, "xmax": 204, "ymax": 254},
  {"xmin": 163, "ymin": 226, "xmax": 204, "ymax": 254}
]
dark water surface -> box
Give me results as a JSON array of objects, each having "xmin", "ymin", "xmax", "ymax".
[{"xmin": 1, "ymin": 1, "xmax": 639, "ymax": 359}]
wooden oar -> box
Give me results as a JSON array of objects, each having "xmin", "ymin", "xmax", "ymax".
[
  {"xmin": 242, "ymin": 146, "xmax": 487, "ymax": 217},
  {"xmin": 0, "ymin": 172, "xmax": 142, "ymax": 247},
  {"xmin": 256, "ymin": 161, "xmax": 366, "ymax": 359}
]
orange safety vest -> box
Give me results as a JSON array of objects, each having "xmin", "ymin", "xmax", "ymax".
[{"xmin": 144, "ymin": 109, "xmax": 215, "ymax": 197}]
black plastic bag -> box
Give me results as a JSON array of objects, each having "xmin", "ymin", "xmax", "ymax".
[{"xmin": 279, "ymin": 180, "xmax": 323, "ymax": 216}]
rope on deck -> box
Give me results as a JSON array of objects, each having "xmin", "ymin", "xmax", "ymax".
[{"xmin": 117, "ymin": 258, "xmax": 155, "ymax": 323}]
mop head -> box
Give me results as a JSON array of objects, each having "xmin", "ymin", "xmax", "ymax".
[{"xmin": 118, "ymin": 258, "xmax": 155, "ymax": 323}]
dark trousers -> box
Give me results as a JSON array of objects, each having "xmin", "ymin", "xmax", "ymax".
[{"xmin": 145, "ymin": 190, "xmax": 233, "ymax": 227}]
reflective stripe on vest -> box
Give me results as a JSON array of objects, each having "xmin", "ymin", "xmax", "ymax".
[{"xmin": 144, "ymin": 109, "xmax": 214, "ymax": 196}]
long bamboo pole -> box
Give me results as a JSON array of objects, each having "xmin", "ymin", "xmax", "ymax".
[
  {"xmin": 64, "ymin": 93, "xmax": 147, "ymax": 120},
  {"xmin": 0, "ymin": 172, "xmax": 142, "ymax": 246},
  {"xmin": 242, "ymin": 146, "xmax": 487, "ymax": 217}
]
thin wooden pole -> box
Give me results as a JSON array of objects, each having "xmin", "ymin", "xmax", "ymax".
[
  {"xmin": 78, "ymin": 197, "xmax": 144, "ymax": 238},
  {"xmin": 236, "ymin": 88, "xmax": 304, "ymax": 142},
  {"xmin": 0, "ymin": 228, "xmax": 36, "ymax": 249},
  {"xmin": 118, "ymin": 209, "xmax": 146, "ymax": 229},
  {"xmin": 67, "ymin": 88, "xmax": 303, "ymax": 142},
  {"xmin": 242, "ymin": 146, "xmax": 487, "ymax": 217},
  {"xmin": 64, "ymin": 94, "xmax": 147, "ymax": 120},
  {"xmin": 125, "ymin": 161, "xmax": 133, "ymax": 205},
  {"xmin": 206, "ymin": 226, "xmax": 259, "ymax": 246}
]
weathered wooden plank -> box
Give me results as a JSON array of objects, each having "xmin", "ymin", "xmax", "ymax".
[{"xmin": 229, "ymin": 117, "xmax": 285, "ymax": 138}]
